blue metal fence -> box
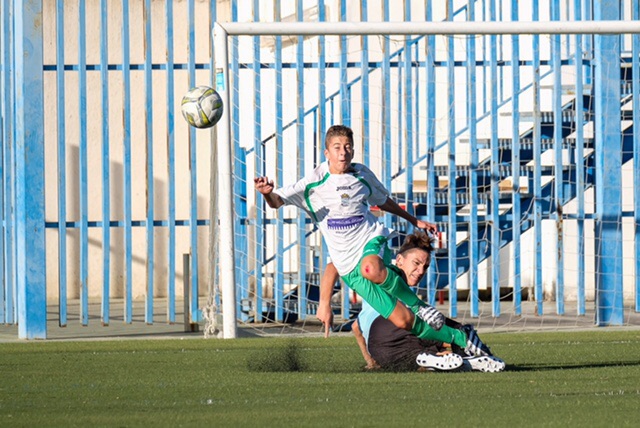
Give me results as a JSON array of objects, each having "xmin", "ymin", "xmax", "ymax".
[
  {"xmin": 1, "ymin": 0, "xmax": 225, "ymax": 338},
  {"xmin": 221, "ymin": 2, "xmax": 639, "ymax": 328},
  {"xmin": 1, "ymin": 0, "xmax": 639, "ymax": 339}
]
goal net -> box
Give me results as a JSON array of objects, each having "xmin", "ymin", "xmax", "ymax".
[{"xmin": 210, "ymin": 19, "xmax": 640, "ymax": 338}]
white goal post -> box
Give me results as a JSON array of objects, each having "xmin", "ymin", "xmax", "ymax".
[{"xmin": 213, "ymin": 20, "xmax": 640, "ymax": 339}]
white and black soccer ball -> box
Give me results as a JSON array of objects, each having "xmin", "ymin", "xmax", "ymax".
[{"xmin": 181, "ymin": 85, "xmax": 223, "ymax": 129}]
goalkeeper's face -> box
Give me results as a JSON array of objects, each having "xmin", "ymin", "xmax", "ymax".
[
  {"xmin": 395, "ymin": 249, "xmax": 430, "ymax": 286},
  {"xmin": 325, "ymin": 136, "xmax": 354, "ymax": 174}
]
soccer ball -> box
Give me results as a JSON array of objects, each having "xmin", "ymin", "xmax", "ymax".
[{"xmin": 181, "ymin": 86, "xmax": 223, "ymax": 129}]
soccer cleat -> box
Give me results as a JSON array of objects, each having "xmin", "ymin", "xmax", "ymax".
[
  {"xmin": 464, "ymin": 356, "xmax": 506, "ymax": 373},
  {"xmin": 416, "ymin": 305, "xmax": 445, "ymax": 331},
  {"xmin": 461, "ymin": 324, "xmax": 493, "ymax": 357},
  {"xmin": 416, "ymin": 352, "xmax": 464, "ymax": 371}
]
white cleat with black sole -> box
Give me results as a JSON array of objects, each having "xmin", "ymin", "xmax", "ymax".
[{"xmin": 416, "ymin": 352, "xmax": 464, "ymax": 371}]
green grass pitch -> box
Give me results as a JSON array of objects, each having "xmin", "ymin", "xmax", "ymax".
[{"xmin": 1, "ymin": 330, "xmax": 640, "ymax": 427}]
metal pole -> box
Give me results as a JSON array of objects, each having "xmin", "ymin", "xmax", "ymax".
[
  {"xmin": 218, "ymin": 20, "xmax": 640, "ymax": 36},
  {"xmin": 213, "ymin": 23, "xmax": 238, "ymax": 339},
  {"xmin": 15, "ymin": 0, "xmax": 46, "ymax": 339}
]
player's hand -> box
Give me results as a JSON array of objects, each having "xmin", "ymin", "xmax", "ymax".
[
  {"xmin": 364, "ymin": 357, "xmax": 380, "ymax": 370},
  {"xmin": 415, "ymin": 219, "xmax": 438, "ymax": 235},
  {"xmin": 417, "ymin": 305, "xmax": 445, "ymax": 331},
  {"xmin": 316, "ymin": 301, "xmax": 334, "ymax": 338},
  {"xmin": 254, "ymin": 176, "xmax": 275, "ymax": 195}
]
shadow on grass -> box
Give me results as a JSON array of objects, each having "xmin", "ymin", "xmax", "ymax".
[{"xmin": 506, "ymin": 360, "xmax": 640, "ymax": 372}]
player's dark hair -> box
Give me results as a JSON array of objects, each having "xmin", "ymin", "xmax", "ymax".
[
  {"xmin": 397, "ymin": 231, "xmax": 434, "ymax": 256},
  {"xmin": 324, "ymin": 125, "xmax": 354, "ymax": 148}
]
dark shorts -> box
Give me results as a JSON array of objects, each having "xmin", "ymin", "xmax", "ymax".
[{"xmin": 367, "ymin": 316, "xmax": 446, "ymax": 371}]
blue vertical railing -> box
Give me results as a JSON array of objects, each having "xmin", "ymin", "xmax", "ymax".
[
  {"xmin": 78, "ymin": 0, "xmax": 89, "ymax": 325},
  {"xmin": 296, "ymin": 0, "xmax": 307, "ymax": 321},
  {"xmin": 121, "ymin": 0, "xmax": 133, "ymax": 324},
  {"xmin": 583, "ymin": 0, "xmax": 593, "ymax": 86},
  {"xmin": 425, "ymin": 2, "xmax": 437, "ymax": 306},
  {"xmin": 165, "ymin": 0, "xmax": 176, "ymax": 324},
  {"xmin": 412, "ymin": 42, "xmax": 420, "ymax": 176},
  {"xmin": 339, "ymin": 0, "xmax": 350, "ymax": 317},
  {"xmin": 187, "ymin": 0, "xmax": 200, "ymax": 322},
  {"xmin": 360, "ymin": 0, "xmax": 370, "ymax": 166},
  {"xmin": 466, "ymin": 0, "xmax": 479, "ymax": 317},
  {"xmin": 0, "ymin": 0, "xmax": 5, "ymax": 325},
  {"xmin": 10, "ymin": 8, "xmax": 16, "ymax": 327},
  {"xmin": 55, "ymin": 0, "xmax": 68, "ymax": 326},
  {"xmin": 532, "ymin": 0, "xmax": 544, "ymax": 316},
  {"xmin": 489, "ymin": 0, "xmax": 501, "ymax": 317},
  {"xmin": 510, "ymin": 0, "xmax": 522, "ymax": 316},
  {"xmin": 575, "ymin": 0, "xmax": 586, "ymax": 316},
  {"xmin": 396, "ymin": 59, "xmax": 403, "ymax": 181},
  {"xmin": 100, "ymin": 0, "xmax": 111, "ymax": 325},
  {"xmin": 551, "ymin": 0, "xmax": 565, "ymax": 315},
  {"xmin": 230, "ymin": 0, "xmax": 248, "ymax": 322},
  {"xmin": 273, "ymin": 0, "xmax": 285, "ymax": 322},
  {"xmin": 381, "ymin": 0, "xmax": 391, "ymax": 208},
  {"xmin": 339, "ymin": 0, "xmax": 349, "ymax": 126},
  {"xmin": 14, "ymin": 0, "xmax": 46, "ymax": 339},
  {"xmin": 404, "ymin": 2, "xmax": 415, "ymax": 226},
  {"xmin": 252, "ymin": 0, "xmax": 263, "ymax": 321},
  {"xmin": 9, "ymin": 0, "xmax": 16, "ymax": 327},
  {"xmin": 316, "ymin": 0, "xmax": 328, "ymax": 316},
  {"xmin": 229, "ymin": 0, "xmax": 245, "ymax": 322},
  {"xmin": 144, "ymin": 0, "xmax": 155, "ymax": 323},
  {"xmin": 318, "ymin": 0, "xmax": 327, "ymax": 145},
  {"xmin": 0, "ymin": 0, "xmax": 14, "ymax": 326},
  {"xmin": 633, "ymin": 3, "xmax": 640, "ymax": 314},
  {"xmin": 446, "ymin": 0, "xmax": 458, "ymax": 318}
]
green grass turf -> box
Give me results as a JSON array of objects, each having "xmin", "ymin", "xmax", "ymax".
[{"xmin": 1, "ymin": 330, "xmax": 640, "ymax": 427}]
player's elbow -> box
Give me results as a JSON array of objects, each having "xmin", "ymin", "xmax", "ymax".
[
  {"xmin": 396, "ymin": 318, "xmax": 413, "ymax": 330},
  {"xmin": 377, "ymin": 198, "xmax": 393, "ymax": 211},
  {"xmin": 265, "ymin": 195, "xmax": 284, "ymax": 209},
  {"xmin": 387, "ymin": 305, "xmax": 414, "ymax": 331},
  {"xmin": 360, "ymin": 256, "xmax": 387, "ymax": 283}
]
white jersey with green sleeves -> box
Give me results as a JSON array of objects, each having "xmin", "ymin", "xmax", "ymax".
[{"xmin": 273, "ymin": 161, "xmax": 390, "ymax": 276}]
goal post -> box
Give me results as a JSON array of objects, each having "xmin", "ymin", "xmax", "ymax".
[
  {"xmin": 213, "ymin": 24, "xmax": 237, "ymax": 339},
  {"xmin": 213, "ymin": 20, "xmax": 640, "ymax": 338}
]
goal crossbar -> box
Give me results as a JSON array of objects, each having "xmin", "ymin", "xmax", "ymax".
[{"xmin": 216, "ymin": 20, "xmax": 640, "ymax": 36}]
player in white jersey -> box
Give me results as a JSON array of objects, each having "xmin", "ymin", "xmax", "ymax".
[{"xmin": 255, "ymin": 125, "xmax": 488, "ymax": 357}]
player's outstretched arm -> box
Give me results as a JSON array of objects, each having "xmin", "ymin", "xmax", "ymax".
[
  {"xmin": 317, "ymin": 262, "xmax": 338, "ymax": 338},
  {"xmin": 254, "ymin": 176, "xmax": 284, "ymax": 209},
  {"xmin": 378, "ymin": 197, "xmax": 437, "ymax": 234},
  {"xmin": 352, "ymin": 319, "xmax": 379, "ymax": 370}
]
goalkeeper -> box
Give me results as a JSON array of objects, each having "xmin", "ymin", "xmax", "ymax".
[
  {"xmin": 255, "ymin": 124, "xmax": 487, "ymax": 357},
  {"xmin": 345, "ymin": 232, "xmax": 505, "ymax": 372}
]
